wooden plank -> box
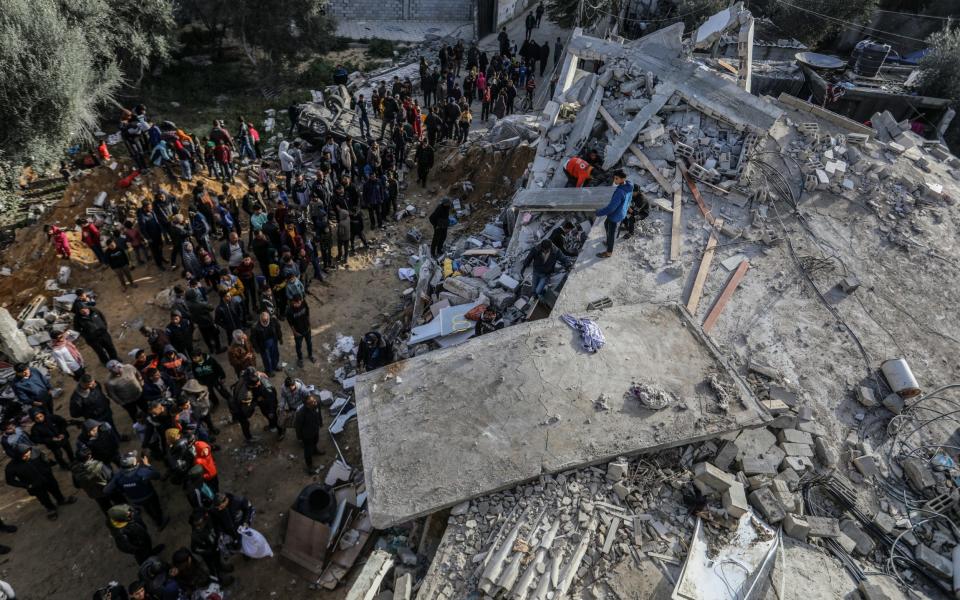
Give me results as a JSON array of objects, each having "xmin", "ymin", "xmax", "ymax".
[
  {"xmin": 345, "ymin": 549, "xmax": 394, "ymax": 600},
  {"xmin": 670, "ymin": 189, "xmax": 682, "ymax": 261},
  {"xmin": 717, "ymin": 59, "xmax": 738, "ymax": 74},
  {"xmin": 702, "ymin": 260, "xmax": 750, "ymax": 334},
  {"xmin": 677, "ymin": 162, "xmax": 715, "ymax": 225},
  {"xmin": 598, "ymin": 106, "xmax": 674, "ymax": 195},
  {"xmin": 685, "ymin": 217, "xmax": 724, "ymax": 315}
]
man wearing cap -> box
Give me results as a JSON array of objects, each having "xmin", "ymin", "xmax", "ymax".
[
  {"xmin": 5, "ymin": 444, "xmax": 76, "ymax": 520},
  {"xmin": 106, "ymin": 504, "xmax": 163, "ymax": 565},
  {"xmin": 11, "ymin": 363, "xmax": 54, "ymax": 415},
  {"xmin": 104, "ymin": 452, "xmax": 169, "ymax": 529},
  {"xmin": 190, "ymin": 508, "xmax": 234, "ymax": 580},
  {"xmin": 209, "ymin": 492, "xmax": 253, "ymax": 548},
  {"xmin": 105, "ymin": 360, "xmax": 144, "ymax": 423},
  {"xmin": 234, "ymin": 367, "xmax": 283, "ymax": 440}
]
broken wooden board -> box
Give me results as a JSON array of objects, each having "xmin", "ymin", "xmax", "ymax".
[
  {"xmin": 670, "ymin": 189, "xmax": 682, "ymax": 261},
  {"xmin": 345, "ymin": 549, "xmax": 394, "ymax": 600},
  {"xmin": 603, "ymin": 83, "xmax": 675, "ymax": 170},
  {"xmin": 702, "ymin": 259, "xmax": 749, "ymax": 333},
  {"xmin": 599, "ymin": 106, "xmax": 674, "ymax": 195},
  {"xmin": 686, "ymin": 217, "xmax": 724, "ymax": 315}
]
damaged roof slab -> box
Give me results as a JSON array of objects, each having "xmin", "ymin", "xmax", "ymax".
[
  {"xmin": 512, "ymin": 186, "xmax": 617, "ymax": 211},
  {"xmin": 355, "ymin": 303, "xmax": 767, "ymax": 528}
]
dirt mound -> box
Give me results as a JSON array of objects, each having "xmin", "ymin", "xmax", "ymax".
[{"xmin": 0, "ymin": 161, "xmax": 252, "ymax": 311}]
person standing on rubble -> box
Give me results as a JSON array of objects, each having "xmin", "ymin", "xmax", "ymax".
[
  {"xmin": 74, "ymin": 304, "xmax": 118, "ymax": 365},
  {"xmin": 415, "ymin": 138, "xmax": 435, "ymax": 188},
  {"xmin": 595, "ymin": 169, "xmax": 633, "ymax": 259},
  {"xmin": 293, "ymin": 395, "xmax": 324, "ymax": 475},
  {"xmin": 428, "ymin": 197, "xmax": 451, "ymax": 258},
  {"xmin": 521, "ymin": 239, "xmax": 573, "ymax": 298}
]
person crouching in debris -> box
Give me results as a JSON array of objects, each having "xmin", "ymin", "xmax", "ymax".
[
  {"xmin": 357, "ymin": 332, "xmax": 395, "ymax": 373},
  {"xmin": 563, "ymin": 156, "xmax": 593, "ymax": 188},
  {"xmin": 44, "ymin": 224, "xmax": 71, "ymax": 259},
  {"xmin": 619, "ymin": 186, "xmax": 650, "ymax": 240},
  {"xmin": 595, "ymin": 169, "xmax": 633, "ymax": 259},
  {"xmin": 521, "ymin": 239, "xmax": 573, "ymax": 298}
]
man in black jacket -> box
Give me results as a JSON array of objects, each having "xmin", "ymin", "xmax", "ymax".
[
  {"xmin": 107, "ymin": 504, "xmax": 163, "ymax": 565},
  {"xmin": 74, "ymin": 305, "xmax": 118, "ymax": 364},
  {"xmin": 71, "ymin": 375, "xmax": 119, "ymax": 433},
  {"xmin": 5, "ymin": 445, "xmax": 76, "ymax": 519},
  {"xmin": 210, "ymin": 492, "xmax": 253, "ymax": 548},
  {"xmin": 240, "ymin": 367, "xmax": 283, "ymax": 439},
  {"xmin": 293, "ymin": 395, "xmax": 324, "ymax": 474},
  {"xmin": 105, "ymin": 238, "xmax": 137, "ymax": 291},
  {"xmin": 357, "ymin": 331, "xmax": 394, "ymax": 373},
  {"xmin": 78, "ymin": 419, "xmax": 122, "ymax": 467},
  {"xmin": 190, "ymin": 508, "xmax": 233, "ymax": 579},
  {"xmin": 165, "ymin": 311, "xmax": 195, "ymax": 358},
  {"xmin": 249, "ymin": 311, "xmax": 283, "ymax": 376},
  {"xmin": 428, "ymin": 198, "xmax": 451, "ymax": 257},
  {"xmin": 186, "ymin": 289, "xmax": 222, "ymax": 354},
  {"xmin": 520, "ymin": 239, "xmax": 573, "ymax": 298},
  {"xmin": 28, "ymin": 409, "xmax": 73, "ymax": 469},
  {"xmin": 416, "ymin": 137, "xmax": 435, "ymax": 187},
  {"xmin": 190, "ymin": 350, "xmax": 229, "ymax": 409},
  {"xmin": 285, "ymin": 295, "xmax": 315, "ymax": 367}
]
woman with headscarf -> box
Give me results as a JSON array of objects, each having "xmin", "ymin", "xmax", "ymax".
[
  {"xmin": 180, "ymin": 241, "xmax": 203, "ymax": 280},
  {"xmin": 51, "ymin": 331, "xmax": 85, "ymax": 380}
]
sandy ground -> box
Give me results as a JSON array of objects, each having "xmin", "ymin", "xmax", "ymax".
[{"xmin": 0, "ymin": 128, "xmax": 532, "ymax": 597}]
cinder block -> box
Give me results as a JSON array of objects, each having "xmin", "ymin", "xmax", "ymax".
[
  {"xmin": 916, "ymin": 544, "xmax": 953, "ymax": 579},
  {"xmin": 840, "ymin": 519, "xmax": 875, "ymax": 555},
  {"xmin": 693, "ymin": 462, "xmax": 735, "ymax": 492},
  {"xmin": 748, "ymin": 487, "xmax": 785, "ymax": 524},
  {"xmin": 713, "ymin": 441, "xmax": 739, "ymax": 471},
  {"xmin": 853, "ymin": 455, "xmax": 879, "ymax": 478},
  {"xmin": 780, "ymin": 442, "xmax": 814, "ymax": 457},
  {"xmin": 777, "ymin": 429, "xmax": 813, "ymax": 446},
  {"xmin": 783, "ymin": 513, "xmax": 810, "ymax": 541},
  {"xmin": 722, "ymin": 482, "xmax": 749, "ymax": 518},
  {"xmin": 806, "ymin": 516, "xmax": 841, "ymax": 538}
]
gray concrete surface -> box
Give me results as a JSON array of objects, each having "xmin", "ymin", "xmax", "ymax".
[{"xmin": 356, "ymin": 303, "xmax": 767, "ymax": 527}]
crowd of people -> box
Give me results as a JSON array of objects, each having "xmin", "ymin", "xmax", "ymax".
[
  {"xmin": 28, "ymin": 94, "xmax": 406, "ymax": 598},
  {"xmin": 14, "ymin": 10, "xmax": 577, "ymax": 599}
]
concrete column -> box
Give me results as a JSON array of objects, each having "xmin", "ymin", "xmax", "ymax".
[
  {"xmin": 0, "ymin": 308, "xmax": 34, "ymax": 364},
  {"xmin": 737, "ymin": 16, "xmax": 754, "ymax": 93}
]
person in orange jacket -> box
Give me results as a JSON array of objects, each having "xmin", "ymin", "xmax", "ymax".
[
  {"xmin": 192, "ymin": 437, "xmax": 218, "ymax": 493},
  {"xmin": 44, "ymin": 225, "xmax": 71, "ymax": 259},
  {"xmin": 564, "ymin": 156, "xmax": 593, "ymax": 188}
]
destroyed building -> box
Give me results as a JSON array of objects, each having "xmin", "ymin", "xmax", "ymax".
[{"xmin": 346, "ymin": 4, "xmax": 960, "ymax": 599}]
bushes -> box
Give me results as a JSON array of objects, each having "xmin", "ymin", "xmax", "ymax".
[{"xmin": 367, "ymin": 38, "xmax": 396, "ymax": 58}]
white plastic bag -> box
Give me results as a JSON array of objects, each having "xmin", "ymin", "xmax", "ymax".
[{"xmin": 239, "ymin": 525, "xmax": 273, "ymax": 559}]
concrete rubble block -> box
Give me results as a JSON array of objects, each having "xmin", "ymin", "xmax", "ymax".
[
  {"xmin": 774, "ymin": 467, "xmax": 799, "ymax": 491},
  {"xmin": 606, "ymin": 460, "xmax": 629, "ymax": 482},
  {"xmin": 777, "ymin": 429, "xmax": 813, "ymax": 446},
  {"xmin": 900, "ymin": 457, "xmax": 936, "ymax": 491},
  {"xmin": 496, "ymin": 273, "xmax": 520, "ymax": 291},
  {"xmin": 782, "ymin": 513, "xmax": 810, "ymax": 541},
  {"xmin": 748, "ymin": 361, "xmax": 780, "ymax": 380},
  {"xmin": 393, "ymin": 572, "xmax": 412, "ymax": 600},
  {"xmin": 771, "ymin": 479, "xmax": 799, "ymax": 512},
  {"xmin": 735, "ymin": 427, "xmax": 777, "ymax": 460},
  {"xmin": 856, "ymin": 386, "xmax": 878, "ymax": 407},
  {"xmin": 916, "ymin": 544, "xmax": 953, "ymax": 579},
  {"xmin": 741, "ymin": 457, "xmax": 778, "ymax": 476},
  {"xmin": 747, "ymin": 474, "xmax": 772, "ymax": 490},
  {"xmin": 780, "ymin": 442, "xmax": 814, "ymax": 458},
  {"xmin": 872, "ymin": 511, "xmax": 896, "ymax": 536},
  {"xmin": 806, "ymin": 516, "xmax": 841, "ymax": 538},
  {"xmin": 693, "ymin": 461, "xmax": 735, "ymax": 492},
  {"xmin": 853, "ymin": 455, "xmax": 879, "ymax": 478},
  {"xmin": 713, "ymin": 441, "xmax": 739, "ymax": 471},
  {"xmin": 781, "ymin": 456, "xmax": 814, "ymax": 472},
  {"xmin": 0, "ymin": 308, "xmax": 35, "ymax": 364},
  {"xmin": 748, "ymin": 487, "xmax": 785, "ymax": 524},
  {"xmin": 612, "ymin": 481, "xmax": 631, "ymax": 501},
  {"xmin": 859, "ymin": 576, "xmax": 908, "ymax": 600},
  {"xmin": 840, "ymin": 519, "xmax": 875, "ymax": 555},
  {"xmin": 882, "ymin": 393, "xmax": 905, "ymax": 415},
  {"xmin": 813, "ymin": 437, "xmax": 838, "ymax": 467},
  {"xmin": 722, "ymin": 482, "xmax": 749, "ymax": 518}
]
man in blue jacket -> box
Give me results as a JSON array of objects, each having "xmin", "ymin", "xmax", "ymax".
[
  {"xmin": 595, "ymin": 169, "xmax": 633, "ymax": 258},
  {"xmin": 12, "ymin": 364, "xmax": 53, "ymax": 414}
]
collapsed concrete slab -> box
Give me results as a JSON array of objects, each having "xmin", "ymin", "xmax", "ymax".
[
  {"xmin": 356, "ymin": 303, "xmax": 767, "ymax": 528},
  {"xmin": 0, "ymin": 307, "xmax": 35, "ymax": 364},
  {"xmin": 511, "ymin": 186, "xmax": 615, "ymax": 211}
]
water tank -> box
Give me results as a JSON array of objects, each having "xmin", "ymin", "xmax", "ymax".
[
  {"xmin": 849, "ymin": 40, "xmax": 890, "ymax": 78},
  {"xmin": 294, "ymin": 483, "xmax": 338, "ymax": 524}
]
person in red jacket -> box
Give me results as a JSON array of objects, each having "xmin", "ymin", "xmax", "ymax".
[
  {"xmin": 77, "ymin": 218, "xmax": 107, "ymax": 265},
  {"xmin": 564, "ymin": 156, "xmax": 593, "ymax": 188},
  {"xmin": 192, "ymin": 438, "xmax": 218, "ymax": 493},
  {"xmin": 213, "ymin": 140, "xmax": 233, "ymax": 182},
  {"xmin": 44, "ymin": 225, "xmax": 71, "ymax": 259}
]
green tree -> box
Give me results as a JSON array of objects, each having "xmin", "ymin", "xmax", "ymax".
[
  {"xmin": 234, "ymin": 0, "xmax": 339, "ymax": 64},
  {"xmin": 916, "ymin": 28, "xmax": 960, "ymax": 102},
  {"xmin": 0, "ymin": 0, "xmax": 119, "ymax": 166},
  {"xmin": 751, "ymin": 0, "xmax": 879, "ymax": 47}
]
